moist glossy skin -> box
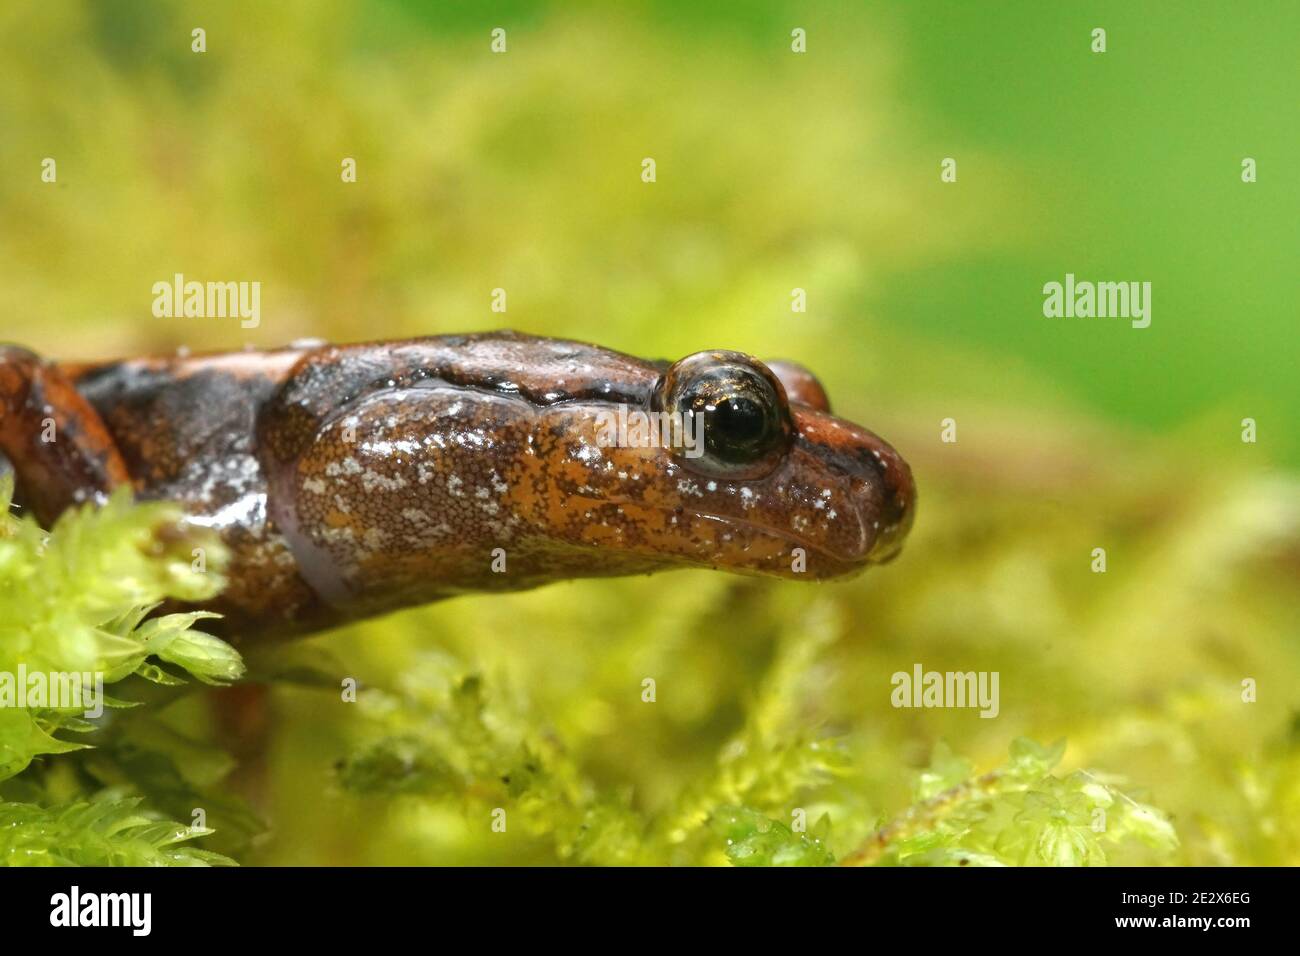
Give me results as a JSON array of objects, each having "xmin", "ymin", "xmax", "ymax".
[{"xmin": 2, "ymin": 333, "xmax": 915, "ymax": 643}]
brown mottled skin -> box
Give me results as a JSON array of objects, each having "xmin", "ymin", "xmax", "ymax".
[{"xmin": 0, "ymin": 334, "xmax": 915, "ymax": 644}]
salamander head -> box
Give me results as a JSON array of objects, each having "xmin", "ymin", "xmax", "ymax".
[
  {"xmin": 275, "ymin": 336, "xmax": 915, "ymax": 613},
  {"xmin": 526, "ymin": 349, "xmax": 916, "ymax": 580}
]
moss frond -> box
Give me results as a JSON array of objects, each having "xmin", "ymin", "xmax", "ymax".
[
  {"xmin": 0, "ymin": 476, "xmax": 244, "ymax": 865},
  {"xmin": 0, "ymin": 797, "xmax": 235, "ymax": 866}
]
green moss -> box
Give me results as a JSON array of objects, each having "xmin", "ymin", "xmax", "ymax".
[
  {"xmin": 0, "ymin": 798, "xmax": 234, "ymax": 867},
  {"xmin": 330, "ymin": 650, "xmax": 1177, "ymax": 866},
  {"xmin": 0, "ymin": 475, "xmax": 244, "ymax": 865},
  {"xmin": 848, "ymin": 739, "xmax": 1178, "ymax": 866}
]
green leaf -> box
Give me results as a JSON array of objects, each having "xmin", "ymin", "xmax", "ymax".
[
  {"xmin": 0, "ymin": 798, "xmax": 236, "ymax": 867},
  {"xmin": 0, "ymin": 710, "xmax": 88, "ymax": 782},
  {"xmin": 135, "ymin": 614, "xmax": 242, "ymax": 683}
]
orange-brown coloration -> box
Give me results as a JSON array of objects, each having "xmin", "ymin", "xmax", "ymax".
[
  {"xmin": 0, "ymin": 346, "xmax": 130, "ymax": 523},
  {"xmin": 0, "ymin": 334, "xmax": 915, "ymax": 643}
]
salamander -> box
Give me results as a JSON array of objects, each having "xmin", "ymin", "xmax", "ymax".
[{"xmin": 0, "ymin": 333, "xmax": 915, "ymax": 643}]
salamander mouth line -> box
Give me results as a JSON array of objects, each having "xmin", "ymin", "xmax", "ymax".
[{"xmin": 570, "ymin": 493, "xmax": 865, "ymax": 564}]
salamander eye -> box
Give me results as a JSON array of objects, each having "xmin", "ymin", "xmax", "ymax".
[{"xmin": 657, "ymin": 351, "xmax": 794, "ymax": 479}]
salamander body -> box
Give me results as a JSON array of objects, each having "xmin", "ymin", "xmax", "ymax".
[{"xmin": 0, "ymin": 334, "xmax": 915, "ymax": 641}]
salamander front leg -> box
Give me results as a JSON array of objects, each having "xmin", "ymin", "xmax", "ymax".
[{"xmin": 0, "ymin": 345, "xmax": 130, "ymax": 526}]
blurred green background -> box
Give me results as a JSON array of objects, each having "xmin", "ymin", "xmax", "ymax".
[{"xmin": 1, "ymin": 1, "xmax": 1296, "ymax": 865}]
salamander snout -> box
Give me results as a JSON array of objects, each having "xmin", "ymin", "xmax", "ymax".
[
  {"xmin": 759, "ymin": 356, "xmax": 915, "ymax": 565},
  {"xmin": 615, "ymin": 350, "xmax": 916, "ymax": 578},
  {"xmin": 784, "ymin": 403, "xmax": 916, "ymax": 565}
]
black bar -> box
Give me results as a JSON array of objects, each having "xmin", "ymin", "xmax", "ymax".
[{"xmin": 0, "ymin": 866, "xmax": 1281, "ymax": 941}]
